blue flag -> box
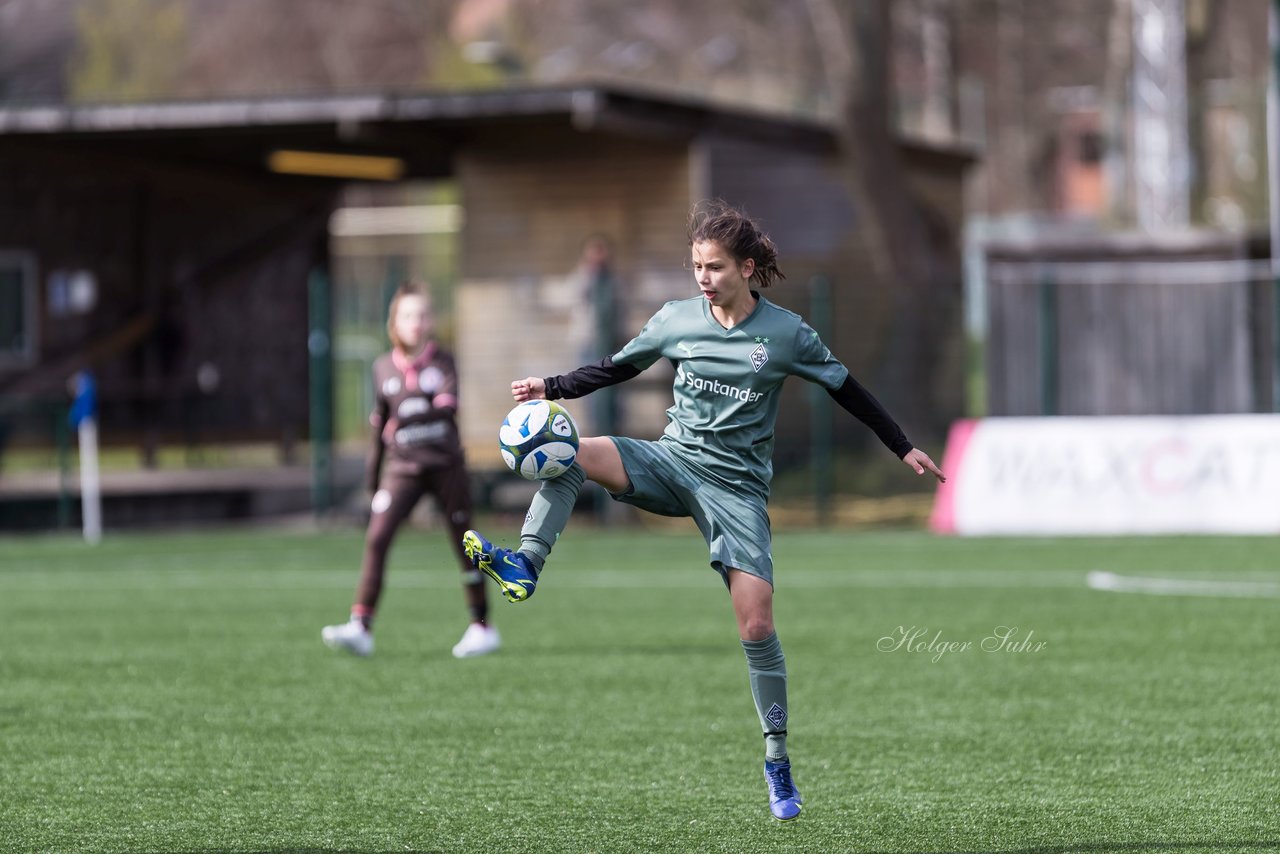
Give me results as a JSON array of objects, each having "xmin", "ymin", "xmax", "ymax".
[{"xmin": 68, "ymin": 371, "xmax": 97, "ymax": 428}]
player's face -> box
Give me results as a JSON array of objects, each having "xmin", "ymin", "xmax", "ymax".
[
  {"xmin": 393, "ymin": 294, "xmax": 433, "ymax": 351},
  {"xmin": 691, "ymin": 240, "xmax": 755, "ymax": 308}
]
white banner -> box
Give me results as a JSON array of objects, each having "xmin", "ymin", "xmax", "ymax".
[{"xmin": 930, "ymin": 415, "xmax": 1280, "ymax": 535}]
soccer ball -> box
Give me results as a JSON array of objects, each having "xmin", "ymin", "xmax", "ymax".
[{"xmin": 498, "ymin": 400, "xmax": 579, "ymax": 480}]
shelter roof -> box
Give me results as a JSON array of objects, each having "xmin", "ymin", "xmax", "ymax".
[{"xmin": 0, "ymin": 83, "xmax": 973, "ymax": 178}]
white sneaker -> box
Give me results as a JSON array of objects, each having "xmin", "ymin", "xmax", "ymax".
[
  {"xmin": 321, "ymin": 618, "xmax": 374, "ymax": 657},
  {"xmin": 451, "ymin": 623, "xmax": 501, "ymax": 658}
]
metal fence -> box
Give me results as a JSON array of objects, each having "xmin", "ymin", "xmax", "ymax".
[{"xmin": 985, "ymin": 258, "xmax": 1280, "ymax": 416}]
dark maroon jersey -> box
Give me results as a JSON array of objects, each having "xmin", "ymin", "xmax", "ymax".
[{"xmin": 365, "ymin": 343, "xmax": 465, "ymax": 489}]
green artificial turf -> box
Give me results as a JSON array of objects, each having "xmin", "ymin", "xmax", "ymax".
[{"xmin": 1, "ymin": 527, "xmax": 1277, "ymax": 853}]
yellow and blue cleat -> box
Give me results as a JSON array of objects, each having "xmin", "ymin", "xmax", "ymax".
[
  {"xmin": 463, "ymin": 530, "xmax": 538, "ymax": 603},
  {"xmin": 764, "ymin": 760, "xmax": 802, "ymax": 821}
]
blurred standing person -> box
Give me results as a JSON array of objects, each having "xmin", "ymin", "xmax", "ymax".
[
  {"xmin": 571, "ymin": 234, "xmax": 621, "ymax": 437},
  {"xmin": 322, "ymin": 283, "xmax": 498, "ymax": 659},
  {"xmin": 575, "ymin": 235, "xmax": 622, "ymax": 518}
]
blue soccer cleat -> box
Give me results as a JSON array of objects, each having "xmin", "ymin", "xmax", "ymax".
[
  {"xmin": 463, "ymin": 530, "xmax": 538, "ymax": 603},
  {"xmin": 764, "ymin": 759, "xmax": 802, "ymax": 821}
]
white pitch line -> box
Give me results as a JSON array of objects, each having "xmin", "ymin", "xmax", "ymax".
[
  {"xmin": 6, "ymin": 567, "xmax": 1277, "ymax": 596},
  {"xmin": 1086, "ymin": 570, "xmax": 1280, "ymax": 599},
  {"xmin": 0, "ymin": 567, "xmax": 1090, "ymax": 592}
]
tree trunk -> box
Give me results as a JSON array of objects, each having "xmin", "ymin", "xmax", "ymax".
[{"xmin": 808, "ymin": 0, "xmax": 951, "ymax": 437}]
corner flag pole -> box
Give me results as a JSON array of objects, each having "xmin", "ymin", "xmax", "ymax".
[{"xmin": 69, "ymin": 371, "xmax": 101, "ymax": 544}]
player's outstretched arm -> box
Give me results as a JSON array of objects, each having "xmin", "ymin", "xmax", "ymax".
[
  {"xmin": 523, "ymin": 357, "xmax": 643, "ymax": 402},
  {"xmin": 903, "ymin": 447, "xmax": 945, "ymax": 483},
  {"xmin": 511, "ymin": 377, "xmax": 546, "ymax": 401}
]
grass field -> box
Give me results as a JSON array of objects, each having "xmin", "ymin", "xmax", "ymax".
[{"xmin": 1, "ymin": 525, "xmax": 1277, "ymax": 853}]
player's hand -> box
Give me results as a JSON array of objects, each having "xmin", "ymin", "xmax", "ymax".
[
  {"xmin": 903, "ymin": 448, "xmax": 946, "ymax": 483},
  {"xmin": 511, "ymin": 377, "xmax": 546, "ymax": 401}
]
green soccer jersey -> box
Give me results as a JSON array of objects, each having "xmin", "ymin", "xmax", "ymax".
[{"xmin": 612, "ymin": 294, "xmax": 848, "ymax": 498}]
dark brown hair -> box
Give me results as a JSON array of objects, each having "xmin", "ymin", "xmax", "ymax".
[{"xmin": 687, "ymin": 199, "xmax": 785, "ymax": 288}]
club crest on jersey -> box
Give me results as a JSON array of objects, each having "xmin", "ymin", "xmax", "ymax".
[{"xmin": 749, "ymin": 343, "xmax": 769, "ymax": 373}]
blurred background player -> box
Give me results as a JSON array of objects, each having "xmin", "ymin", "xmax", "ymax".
[
  {"xmin": 463, "ymin": 200, "xmax": 944, "ymax": 820},
  {"xmin": 322, "ymin": 282, "xmax": 498, "ymax": 659}
]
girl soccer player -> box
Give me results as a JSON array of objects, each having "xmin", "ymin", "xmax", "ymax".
[
  {"xmin": 463, "ymin": 201, "xmax": 944, "ymax": 820},
  {"xmin": 323, "ymin": 283, "xmax": 499, "ymax": 659}
]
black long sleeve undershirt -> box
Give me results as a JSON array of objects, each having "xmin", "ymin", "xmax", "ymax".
[
  {"xmin": 544, "ymin": 356, "xmax": 642, "ymax": 400},
  {"xmin": 827, "ymin": 374, "xmax": 913, "ymax": 459},
  {"xmin": 544, "ymin": 357, "xmax": 912, "ymax": 460}
]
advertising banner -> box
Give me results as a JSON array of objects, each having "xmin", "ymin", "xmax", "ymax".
[{"xmin": 930, "ymin": 415, "xmax": 1280, "ymax": 535}]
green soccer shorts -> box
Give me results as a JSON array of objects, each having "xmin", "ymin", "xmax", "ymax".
[{"xmin": 608, "ymin": 436, "xmax": 773, "ymax": 586}]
